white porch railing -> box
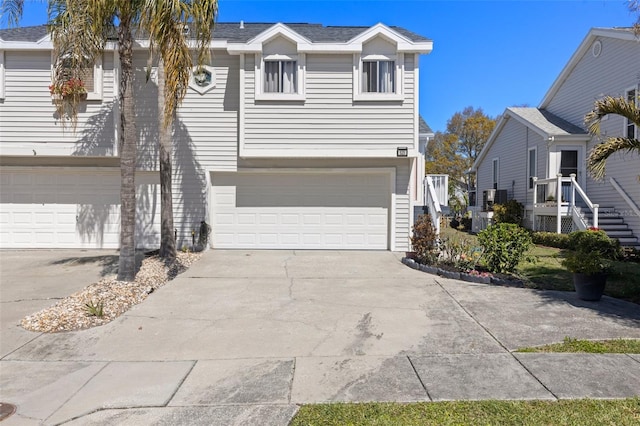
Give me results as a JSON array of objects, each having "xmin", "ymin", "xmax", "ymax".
[
  {"xmin": 424, "ymin": 175, "xmax": 445, "ymax": 235},
  {"xmin": 424, "ymin": 174, "xmax": 448, "ymax": 208},
  {"xmin": 532, "ymin": 173, "xmax": 598, "ymax": 233}
]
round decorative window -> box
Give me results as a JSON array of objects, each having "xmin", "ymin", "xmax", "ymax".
[
  {"xmin": 592, "ymin": 40, "xmax": 602, "ymax": 58},
  {"xmin": 189, "ymin": 65, "xmax": 216, "ymax": 94}
]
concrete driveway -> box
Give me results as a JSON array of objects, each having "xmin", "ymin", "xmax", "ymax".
[{"xmin": 1, "ymin": 250, "xmax": 640, "ymax": 425}]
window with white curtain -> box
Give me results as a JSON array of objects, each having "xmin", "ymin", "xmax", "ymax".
[
  {"xmin": 362, "ymin": 60, "xmax": 395, "ymax": 93},
  {"xmin": 264, "ymin": 60, "xmax": 297, "ymax": 94}
]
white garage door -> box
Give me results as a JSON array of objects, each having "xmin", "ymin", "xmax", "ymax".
[
  {"xmin": 211, "ymin": 172, "xmax": 390, "ymax": 249},
  {"xmin": 0, "ymin": 168, "xmax": 160, "ymax": 249}
]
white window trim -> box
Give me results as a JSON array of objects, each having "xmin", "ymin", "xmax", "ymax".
[
  {"xmin": 625, "ymin": 85, "xmax": 638, "ymax": 139},
  {"xmin": 50, "ymin": 52, "xmax": 103, "ymax": 101},
  {"xmin": 353, "ymin": 52, "xmax": 404, "ymax": 101},
  {"xmin": 254, "ymin": 53, "xmax": 306, "ymax": 101},
  {"xmin": 527, "ymin": 147, "xmax": 537, "ymax": 191},
  {"xmin": 492, "ymin": 158, "xmax": 499, "ymax": 189},
  {"xmin": 0, "ymin": 50, "xmax": 5, "ymax": 100}
]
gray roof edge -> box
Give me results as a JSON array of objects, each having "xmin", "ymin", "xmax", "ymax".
[{"xmin": 0, "ymin": 22, "xmax": 430, "ymax": 44}]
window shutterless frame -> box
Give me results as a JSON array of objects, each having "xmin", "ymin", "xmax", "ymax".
[{"xmin": 254, "ymin": 53, "xmax": 305, "ymax": 101}]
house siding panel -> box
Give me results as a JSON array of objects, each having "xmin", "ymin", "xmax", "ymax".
[
  {"xmin": 243, "ymin": 53, "xmax": 415, "ymax": 154},
  {"xmin": 477, "ymin": 119, "xmax": 537, "ymax": 204},
  {"xmin": 0, "ymin": 51, "xmax": 116, "ymax": 156},
  {"xmin": 133, "ymin": 51, "xmax": 240, "ymax": 246},
  {"xmin": 546, "ymin": 36, "xmax": 640, "ymax": 237}
]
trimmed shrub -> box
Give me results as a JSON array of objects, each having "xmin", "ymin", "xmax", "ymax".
[
  {"xmin": 449, "ymin": 217, "xmax": 460, "ymax": 229},
  {"xmin": 478, "ymin": 223, "xmax": 532, "ymax": 274},
  {"xmin": 492, "ymin": 200, "xmax": 524, "ymax": 226},
  {"xmin": 411, "ymin": 214, "xmax": 439, "ymax": 265},
  {"xmin": 567, "ymin": 229, "xmax": 621, "ymax": 260},
  {"xmin": 531, "ymin": 232, "xmax": 571, "ymax": 249},
  {"xmin": 460, "ymin": 217, "xmax": 472, "ymax": 231}
]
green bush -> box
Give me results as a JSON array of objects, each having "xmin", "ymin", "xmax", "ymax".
[
  {"xmin": 532, "ymin": 232, "xmax": 570, "ymax": 249},
  {"xmin": 567, "ymin": 228, "xmax": 621, "ymax": 260},
  {"xmin": 411, "ymin": 215, "xmax": 439, "ymax": 265},
  {"xmin": 492, "ymin": 200, "xmax": 524, "ymax": 226},
  {"xmin": 478, "ymin": 223, "xmax": 532, "ymax": 274}
]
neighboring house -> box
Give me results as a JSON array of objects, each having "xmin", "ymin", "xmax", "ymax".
[
  {"xmin": 0, "ymin": 22, "xmax": 432, "ymax": 251},
  {"xmin": 471, "ymin": 28, "xmax": 639, "ymax": 247}
]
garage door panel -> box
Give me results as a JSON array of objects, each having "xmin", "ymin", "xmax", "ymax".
[
  {"xmin": 1, "ymin": 169, "xmax": 160, "ymax": 249},
  {"xmin": 211, "ymin": 172, "xmax": 389, "ymax": 250}
]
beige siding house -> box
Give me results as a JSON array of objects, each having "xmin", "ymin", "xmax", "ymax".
[
  {"xmin": 0, "ymin": 23, "xmax": 432, "ymax": 251},
  {"xmin": 471, "ymin": 28, "xmax": 639, "ymax": 247}
]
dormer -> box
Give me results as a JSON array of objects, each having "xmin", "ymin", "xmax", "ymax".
[
  {"xmin": 229, "ymin": 23, "xmax": 309, "ymax": 101},
  {"xmin": 349, "ymin": 23, "xmax": 429, "ymax": 102},
  {"xmin": 256, "ymin": 34, "xmax": 305, "ymax": 101}
]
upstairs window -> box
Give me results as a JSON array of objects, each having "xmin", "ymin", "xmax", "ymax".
[
  {"xmin": 362, "ymin": 60, "xmax": 395, "ymax": 93},
  {"xmin": 492, "ymin": 158, "xmax": 499, "ymax": 190},
  {"xmin": 264, "ymin": 60, "xmax": 297, "ymax": 94},
  {"xmin": 51, "ymin": 53, "xmax": 102, "ymax": 101},
  {"xmin": 626, "ymin": 88, "xmax": 637, "ymax": 139},
  {"xmin": 353, "ymin": 53, "xmax": 403, "ymax": 101}
]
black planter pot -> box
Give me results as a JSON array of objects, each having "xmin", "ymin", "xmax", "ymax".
[{"xmin": 573, "ymin": 272, "xmax": 607, "ymax": 301}]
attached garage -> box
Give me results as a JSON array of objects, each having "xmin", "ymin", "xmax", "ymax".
[
  {"xmin": 211, "ymin": 170, "xmax": 392, "ymax": 249},
  {"xmin": 0, "ymin": 168, "xmax": 160, "ymax": 249}
]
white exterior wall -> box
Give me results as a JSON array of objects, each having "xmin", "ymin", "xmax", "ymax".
[
  {"xmin": 0, "ymin": 50, "xmax": 116, "ymax": 156},
  {"xmin": 129, "ymin": 51, "xmax": 240, "ymax": 245},
  {"xmin": 242, "ymin": 53, "xmax": 415, "ymax": 156},
  {"xmin": 477, "ymin": 118, "xmax": 544, "ymax": 205},
  {"xmin": 544, "ymin": 36, "xmax": 640, "ymax": 236}
]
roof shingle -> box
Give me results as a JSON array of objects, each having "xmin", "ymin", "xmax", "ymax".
[{"xmin": 0, "ymin": 22, "xmax": 431, "ymax": 44}]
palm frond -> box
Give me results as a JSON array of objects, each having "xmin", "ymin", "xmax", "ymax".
[
  {"xmin": 0, "ymin": 0, "xmax": 24, "ymax": 27},
  {"xmin": 587, "ymin": 137, "xmax": 640, "ymax": 180},
  {"xmin": 584, "ymin": 95, "xmax": 640, "ymax": 136}
]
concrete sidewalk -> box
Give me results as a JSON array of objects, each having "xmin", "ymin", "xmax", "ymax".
[{"xmin": 1, "ymin": 250, "xmax": 639, "ymax": 425}]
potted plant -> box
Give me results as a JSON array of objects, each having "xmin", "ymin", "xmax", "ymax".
[{"xmin": 561, "ymin": 228, "xmax": 620, "ymax": 301}]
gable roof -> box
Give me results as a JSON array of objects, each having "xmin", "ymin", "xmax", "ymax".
[
  {"xmin": 539, "ymin": 27, "xmax": 638, "ymax": 108},
  {"xmin": 508, "ymin": 107, "xmax": 586, "ymax": 136},
  {"xmin": 0, "ymin": 22, "xmax": 431, "ymax": 44},
  {"xmin": 419, "ymin": 116, "xmax": 433, "ymax": 135},
  {"xmin": 472, "ymin": 107, "xmax": 589, "ymax": 171}
]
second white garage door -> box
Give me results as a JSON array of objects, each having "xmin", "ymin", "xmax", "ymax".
[{"xmin": 211, "ymin": 172, "xmax": 390, "ymax": 249}]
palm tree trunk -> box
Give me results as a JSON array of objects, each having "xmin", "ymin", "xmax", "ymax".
[
  {"xmin": 158, "ymin": 59, "xmax": 176, "ymax": 260},
  {"xmin": 117, "ymin": 18, "xmax": 137, "ymax": 281}
]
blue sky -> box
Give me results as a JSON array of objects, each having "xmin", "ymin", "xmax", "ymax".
[{"xmin": 7, "ymin": 0, "xmax": 636, "ymax": 132}]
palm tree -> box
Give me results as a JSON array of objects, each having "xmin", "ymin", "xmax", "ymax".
[
  {"xmin": 141, "ymin": 0, "xmax": 217, "ymax": 261},
  {"xmin": 584, "ymin": 95, "xmax": 640, "ymax": 180},
  {"xmin": 4, "ymin": 0, "xmax": 217, "ymax": 278}
]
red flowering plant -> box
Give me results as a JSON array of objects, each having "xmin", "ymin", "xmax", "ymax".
[
  {"xmin": 49, "ymin": 77, "xmax": 87, "ymax": 131},
  {"xmin": 49, "ymin": 78, "xmax": 87, "ymax": 99}
]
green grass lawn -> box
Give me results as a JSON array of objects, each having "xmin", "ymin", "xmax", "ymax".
[
  {"xmin": 291, "ymin": 399, "xmax": 640, "ymax": 426},
  {"xmin": 439, "ymin": 227, "xmax": 640, "ymax": 304},
  {"xmin": 518, "ymin": 337, "xmax": 640, "ymax": 353}
]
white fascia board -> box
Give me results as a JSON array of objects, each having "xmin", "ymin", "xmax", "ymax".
[
  {"xmin": 297, "ymin": 43, "xmax": 362, "ymax": 53},
  {"xmin": 397, "ymin": 41, "xmax": 433, "ymax": 54},
  {"xmin": 0, "ymin": 40, "xmax": 52, "ymax": 50},
  {"xmin": 239, "ymin": 149, "xmax": 420, "ymax": 158},
  {"xmin": 349, "ymin": 23, "xmax": 412, "ymax": 45},
  {"xmin": 247, "ymin": 23, "xmax": 312, "ymax": 45}
]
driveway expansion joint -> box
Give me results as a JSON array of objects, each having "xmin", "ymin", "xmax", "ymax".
[{"xmin": 406, "ymin": 355, "xmax": 432, "ymax": 401}]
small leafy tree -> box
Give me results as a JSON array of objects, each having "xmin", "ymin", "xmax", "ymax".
[
  {"xmin": 492, "ymin": 200, "xmax": 524, "ymax": 226},
  {"xmin": 410, "ymin": 215, "xmax": 439, "ymax": 265},
  {"xmin": 478, "ymin": 223, "xmax": 532, "ymax": 274}
]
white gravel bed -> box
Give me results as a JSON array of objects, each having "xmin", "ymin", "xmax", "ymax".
[{"xmin": 21, "ymin": 252, "xmax": 201, "ymax": 333}]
